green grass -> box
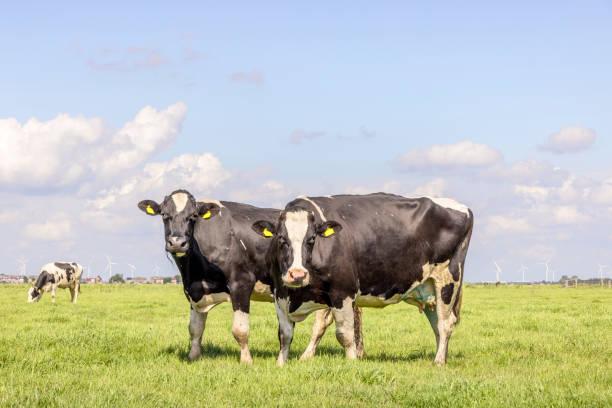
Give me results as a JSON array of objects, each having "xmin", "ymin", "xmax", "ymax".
[{"xmin": 0, "ymin": 284, "xmax": 610, "ymax": 407}]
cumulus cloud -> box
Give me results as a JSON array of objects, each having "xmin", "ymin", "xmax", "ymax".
[
  {"xmin": 23, "ymin": 216, "xmax": 73, "ymax": 241},
  {"xmin": 409, "ymin": 178, "xmax": 448, "ymax": 197},
  {"xmin": 0, "ymin": 102, "xmax": 187, "ymax": 190},
  {"xmin": 540, "ymin": 126, "xmax": 596, "ymax": 153},
  {"xmin": 394, "ymin": 140, "xmax": 502, "ymax": 171},
  {"xmin": 229, "ymin": 70, "xmax": 264, "ymax": 85},
  {"xmin": 484, "ymin": 159, "xmax": 568, "ymax": 186},
  {"xmin": 290, "ymin": 130, "xmax": 326, "ymax": 144}
]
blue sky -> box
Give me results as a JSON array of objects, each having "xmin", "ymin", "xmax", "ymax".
[{"xmin": 1, "ymin": 1, "xmax": 611, "ymax": 282}]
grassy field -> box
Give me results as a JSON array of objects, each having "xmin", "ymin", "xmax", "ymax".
[{"xmin": 0, "ymin": 284, "xmax": 610, "ymax": 407}]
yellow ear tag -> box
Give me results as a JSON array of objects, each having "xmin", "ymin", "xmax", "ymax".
[
  {"xmin": 202, "ymin": 210, "xmax": 211, "ymax": 219},
  {"xmin": 146, "ymin": 205, "xmax": 155, "ymax": 215},
  {"xmin": 263, "ymin": 228, "xmax": 274, "ymax": 238},
  {"xmin": 324, "ymin": 227, "xmax": 335, "ymax": 237}
]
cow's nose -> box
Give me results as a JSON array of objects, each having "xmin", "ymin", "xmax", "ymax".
[
  {"xmin": 166, "ymin": 236, "xmax": 188, "ymax": 252},
  {"xmin": 288, "ymin": 269, "xmax": 308, "ymax": 283}
]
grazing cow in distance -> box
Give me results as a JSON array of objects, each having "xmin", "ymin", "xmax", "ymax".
[
  {"xmin": 253, "ymin": 193, "xmax": 473, "ymax": 366},
  {"xmin": 28, "ymin": 262, "xmax": 83, "ymax": 303},
  {"xmin": 138, "ymin": 189, "xmax": 362, "ymax": 364}
]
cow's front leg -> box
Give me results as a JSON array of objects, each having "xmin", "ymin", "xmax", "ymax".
[
  {"xmin": 229, "ymin": 283, "xmax": 254, "ymax": 365},
  {"xmin": 331, "ymin": 297, "xmax": 357, "ymax": 359},
  {"xmin": 72, "ymin": 283, "xmax": 80, "ymax": 304},
  {"xmin": 188, "ymin": 308, "xmax": 208, "ymax": 361},
  {"xmin": 300, "ymin": 308, "xmax": 333, "ymax": 360},
  {"xmin": 51, "ymin": 286, "xmax": 57, "ymax": 303},
  {"xmin": 274, "ymin": 298, "xmax": 294, "ymax": 366}
]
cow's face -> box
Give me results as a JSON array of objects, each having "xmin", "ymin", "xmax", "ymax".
[
  {"xmin": 138, "ymin": 190, "xmax": 220, "ymax": 258},
  {"xmin": 27, "ymin": 287, "xmax": 42, "ymax": 302},
  {"xmin": 252, "ymin": 209, "xmax": 342, "ymax": 288}
]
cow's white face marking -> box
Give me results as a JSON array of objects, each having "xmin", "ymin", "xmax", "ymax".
[
  {"xmin": 172, "ymin": 192, "xmax": 189, "ymax": 213},
  {"xmin": 427, "ymin": 197, "xmax": 470, "ymax": 216},
  {"xmin": 285, "ymin": 210, "xmax": 310, "ymax": 274}
]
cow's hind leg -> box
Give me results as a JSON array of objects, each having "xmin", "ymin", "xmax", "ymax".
[
  {"xmin": 70, "ymin": 287, "xmax": 76, "ymax": 303},
  {"xmin": 300, "ymin": 308, "xmax": 333, "ymax": 360},
  {"xmin": 353, "ymin": 306, "xmax": 365, "ymax": 358},
  {"xmin": 51, "ymin": 286, "xmax": 57, "ymax": 303},
  {"xmin": 72, "ymin": 282, "xmax": 79, "ymax": 303},
  {"xmin": 188, "ymin": 308, "xmax": 208, "ymax": 361},
  {"xmin": 331, "ymin": 297, "xmax": 357, "ymax": 360}
]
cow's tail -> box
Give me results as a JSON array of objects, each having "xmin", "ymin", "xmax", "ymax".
[{"xmin": 452, "ymin": 209, "xmax": 473, "ymax": 325}]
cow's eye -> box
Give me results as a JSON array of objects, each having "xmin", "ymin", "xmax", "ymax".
[{"xmin": 306, "ymin": 236, "xmax": 315, "ymax": 247}]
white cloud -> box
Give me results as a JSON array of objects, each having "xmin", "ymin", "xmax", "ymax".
[
  {"xmin": 484, "ymin": 159, "xmax": 568, "ymax": 186},
  {"xmin": 229, "ymin": 70, "xmax": 264, "ymax": 85},
  {"xmin": 394, "ymin": 140, "xmax": 502, "ymax": 171},
  {"xmin": 552, "ymin": 205, "xmax": 588, "ymax": 224},
  {"xmin": 0, "ymin": 102, "xmax": 187, "ymax": 190},
  {"xmin": 23, "ymin": 216, "xmax": 73, "ymax": 241},
  {"xmin": 484, "ymin": 215, "xmax": 533, "ymax": 236},
  {"xmin": 540, "ymin": 126, "xmax": 596, "ymax": 153},
  {"xmin": 514, "ymin": 185, "xmax": 550, "ymax": 202},
  {"xmin": 290, "ymin": 130, "xmax": 326, "ymax": 144},
  {"xmin": 409, "ymin": 178, "xmax": 448, "ymax": 197}
]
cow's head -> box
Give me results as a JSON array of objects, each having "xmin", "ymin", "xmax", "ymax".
[
  {"xmin": 27, "ymin": 286, "xmax": 42, "ymax": 302},
  {"xmin": 252, "ymin": 207, "xmax": 342, "ymax": 288},
  {"xmin": 138, "ymin": 190, "xmax": 220, "ymax": 258}
]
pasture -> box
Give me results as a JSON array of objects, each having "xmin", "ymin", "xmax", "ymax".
[{"xmin": 0, "ymin": 284, "xmax": 610, "ymax": 407}]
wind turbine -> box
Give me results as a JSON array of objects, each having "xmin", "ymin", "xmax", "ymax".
[
  {"xmin": 127, "ymin": 264, "xmax": 136, "ymax": 280},
  {"xmin": 538, "ymin": 260, "xmax": 551, "ymax": 282},
  {"xmin": 518, "ymin": 264, "xmax": 528, "ymax": 283},
  {"xmin": 16, "ymin": 256, "xmax": 28, "ymax": 276},
  {"xmin": 493, "ymin": 260, "xmax": 502, "ymax": 283},
  {"xmin": 597, "ymin": 264, "xmax": 607, "ymax": 280},
  {"xmin": 105, "ymin": 256, "xmax": 117, "ymax": 282},
  {"xmin": 153, "ymin": 263, "xmax": 160, "ymax": 276}
]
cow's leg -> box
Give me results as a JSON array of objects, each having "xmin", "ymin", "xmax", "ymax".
[
  {"xmin": 331, "ymin": 297, "xmax": 357, "ymax": 359},
  {"xmin": 69, "ymin": 287, "xmax": 76, "ymax": 303},
  {"xmin": 188, "ymin": 308, "xmax": 208, "ymax": 361},
  {"xmin": 275, "ymin": 298, "xmax": 294, "ymax": 366},
  {"xmin": 433, "ymin": 283, "xmax": 458, "ymax": 366},
  {"xmin": 232, "ymin": 308, "xmax": 252, "ymax": 365},
  {"xmin": 72, "ymin": 282, "xmax": 79, "ymax": 303},
  {"xmin": 424, "ymin": 307, "xmax": 440, "ymax": 352},
  {"xmin": 51, "ymin": 286, "xmax": 57, "ymax": 303},
  {"xmin": 300, "ymin": 308, "xmax": 333, "ymax": 360},
  {"xmin": 353, "ymin": 306, "xmax": 365, "ymax": 358}
]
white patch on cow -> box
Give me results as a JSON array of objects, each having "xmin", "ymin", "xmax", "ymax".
[
  {"xmin": 296, "ymin": 195, "xmax": 327, "ymax": 221},
  {"xmin": 191, "ymin": 291, "xmax": 231, "ymax": 313},
  {"xmin": 285, "ymin": 210, "xmax": 310, "ymax": 275},
  {"xmin": 427, "ymin": 196, "xmax": 470, "ymax": 216},
  {"xmin": 172, "ymin": 192, "xmax": 189, "ymax": 213},
  {"xmin": 288, "ymin": 300, "xmax": 327, "ymax": 322},
  {"xmin": 332, "ymin": 297, "xmax": 357, "ymax": 359},
  {"xmin": 239, "ymin": 239, "xmax": 247, "ymax": 251},
  {"xmin": 250, "ymin": 281, "xmax": 273, "ymax": 302},
  {"xmin": 232, "ymin": 310, "xmax": 253, "ymax": 364}
]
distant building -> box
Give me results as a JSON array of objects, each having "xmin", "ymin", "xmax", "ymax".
[
  {"xmin": 0, "ymin": 274, "xmax": 27, "ymax": 284},
  {"xmin": 150, "ymin": 276, "xmax": 164, "ymax": 285},
  {"xmin": 84, "ymin": 276, "xmax": 103, "ymax": 284},
  {"xmin": 29, "ymin": 275, "xmax": 39, "ymax": 283},
  {"xmin": 170, "ymin": 278, "xmax": 178, "ymax": 284},
  {"xmin": 130, "ymin": 277, "xmax": 148, "ymax": 284}
]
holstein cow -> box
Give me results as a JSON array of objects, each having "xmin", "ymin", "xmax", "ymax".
[
  {"xmin": 138, "ymin": 189, "xmax": 363, "ymax": 364},
  {"xmin": 28, "ymin": 262, "xmax": 83, "ymax": 303},
  {"xmin": 252, "ymin": 193, "xmax": 473, "ymax": 366}
]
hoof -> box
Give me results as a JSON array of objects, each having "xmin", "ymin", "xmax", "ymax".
[{"xmin": 188, "ymin": 350, "xmax": 201, "ymax": 362}]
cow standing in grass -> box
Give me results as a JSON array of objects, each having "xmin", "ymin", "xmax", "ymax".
[
  {"xmin": 28, "ymin": 262, "xmax": 83, "ymax": 304},
  {"xmin": 253, "ymin": 193, "xmax": 473, "ymax": 366},
  {"xmin": 138, "ymin": 190, "xmax": 363, "ymax": 364}
]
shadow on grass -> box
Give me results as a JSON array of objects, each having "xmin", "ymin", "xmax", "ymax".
[
  {"xmin": 161, "ymin": 343, "xmax": 463, "ymax": 364},
  {"xmin": 161, "ymin": 342, "xmax": 277, "ymax": 362}
]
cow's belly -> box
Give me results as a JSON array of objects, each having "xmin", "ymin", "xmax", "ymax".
[
  {"xmin": 288, "ymin": 301, "xmax": 327, "ymax": 322},
  {"xmin": 250, "ymin": 281, "xmax": 273, "ymax": 303},
  {"xmin": 355, "ymin": 279, "xmax": 436, "ymax": 309},
  {"xmin": 191, "ymin": 292, "xmax": 231, "ymax": 313}
]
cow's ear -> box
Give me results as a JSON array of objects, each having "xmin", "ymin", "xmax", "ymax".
[
  {"xmin": 252, "ymin": 221, "xmax": 276, "ymax": 238},
  {"xmin": 138, "ymin": 200, "xmax": 160, "ymax": 216},
  {"xmin": 316, "ymin": 220, "xmax": 342, "ymax": 238},
  {"xmin": 197, "ymin": 202, "xmax": 221, "ymax": 220}
]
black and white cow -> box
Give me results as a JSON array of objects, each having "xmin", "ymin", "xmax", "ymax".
[
  {"xmin": 27, "ymin": 262, "xmax": 83, "ymax": 303},
  {"xmin": 252, "ymin": 193, "xmax": 473, "ymax": 366},
  {"xmin": 138, "ymin": 190, "xmax": 361, "ymax": 364}
]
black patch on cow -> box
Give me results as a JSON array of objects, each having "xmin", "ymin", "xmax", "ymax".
[
  {"xmin": 55, "ymin": 262, "xmax": 74, "ymax": 281},
  {"xmin": 441, "ymin": 282, "xmax": 454, "ymax": 304}
]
